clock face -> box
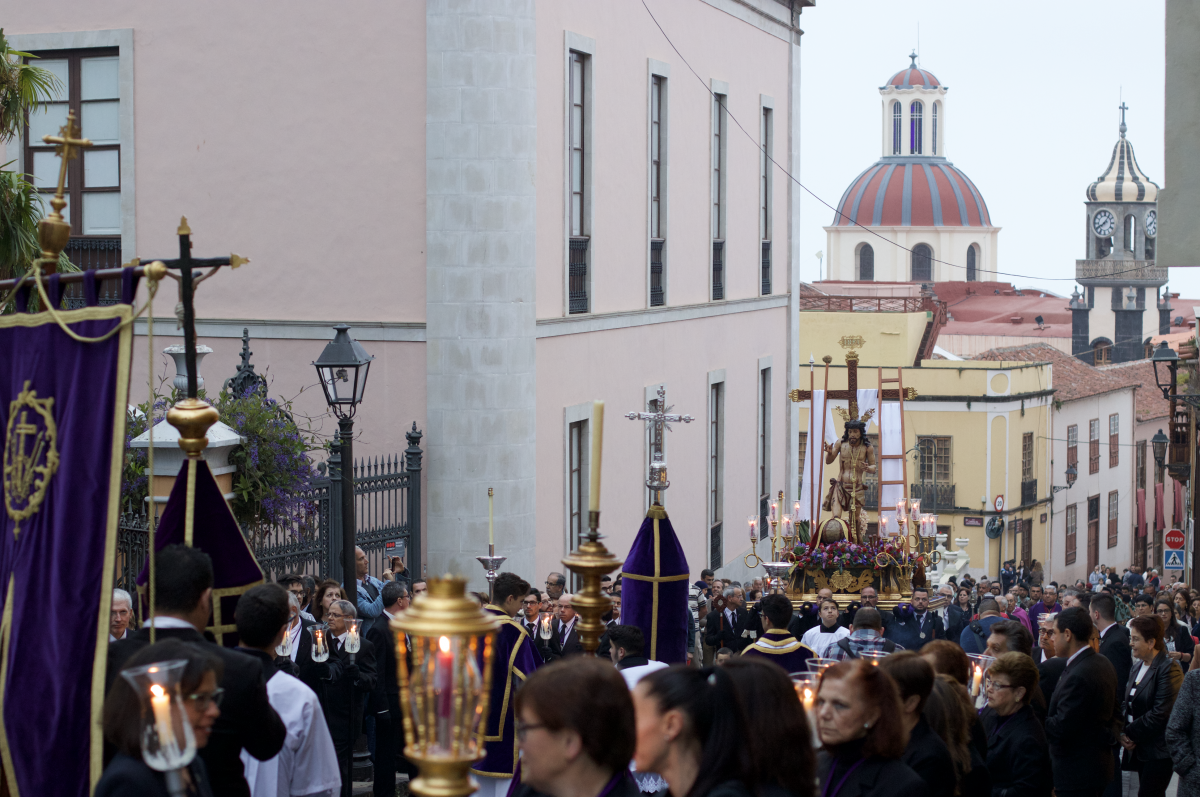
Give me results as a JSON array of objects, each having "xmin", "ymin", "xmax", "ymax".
[
  {"xmin": 1145, "ymin": 209, "xmax": 1157, "ymax": 237},
  {"xmin": 1093, "ymin": 209, "xmax": 1116, "ymax": 237}
]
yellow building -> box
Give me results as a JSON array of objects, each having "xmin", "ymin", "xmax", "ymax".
[{"xmin": 792, "ymin": 295, "xmax": 1051, "ymax": 578}]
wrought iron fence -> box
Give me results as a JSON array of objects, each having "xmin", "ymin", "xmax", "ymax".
[
  {"xmin": 712, "ymin": 240, "xmax": 725, "ymax": 300},
  {"xmin": 1020, "ymin": 478, "xmax": 1038, "ymax": 507},
  {"xmin": 569, "ymin": 237, "xmax": 589, "ymax": 314},
  {"xmin": 909, "ymin": 482, "xmax": 955, "ymax": 511},
  {"xmin": 761, "ymin": 241, "xmax": 771, "ymax": 295},
  {"xmin": 115, "ymin": 425, "xmax": 423, "ymax": 595},
  {"xmin": 650, "ymin": 239, "xmax": 665, "ymax": 307}
]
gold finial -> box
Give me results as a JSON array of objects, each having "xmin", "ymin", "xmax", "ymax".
[
  {"xmin": 37, "ymin": 110, "xmax": 92, "ymax": 262},
  {"xmin": 177, "ymin": 216, "xmax": 192, "ymax": 236},
  {"xmin": 229, "ymin": 253, "xmax": 249, "ymax": 269},
  {"xmin": 822, "ymin": 355, "xmax": 833, "ymax": 365}
]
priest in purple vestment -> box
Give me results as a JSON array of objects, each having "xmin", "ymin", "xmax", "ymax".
[{"xmin": 741, "ymin": 594, "xmax": 815, "ymax": 673}]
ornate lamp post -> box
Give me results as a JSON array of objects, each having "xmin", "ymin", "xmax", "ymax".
[
  {"xmin": 313, "ymin": 324, "xmax": 374, "ymax": 606},
  {"xmin": 392, "ymin": 577, "xmax": 501, "ymax": 797},
  {"xmin": 1152, "ymin": 428, "xmax": 1170, "ymax": 471}
]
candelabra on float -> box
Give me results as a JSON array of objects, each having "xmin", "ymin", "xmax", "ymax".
[
  {"xmin": 759, "ymin": 490, "xmax": 794, "ymax": 594},
  {"xmin": 562, "ymin": 401, "xmax": 623, "ymax": 654},
  {"xmin": 475, "ymin": 487, "xmax": 507, "ymax": 604}
]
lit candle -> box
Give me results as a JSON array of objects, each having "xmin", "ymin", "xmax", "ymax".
[
  {"xmin": 748, "ymin": 515, "xmax": 757, "ymax": 543},
  {"xmin": 588, "ymin": 401, "xmax": 604, "ymax": 512},
  {"xmin": 896, "ymin": 498, "xmax": 906, "ymax": 519},
  {"xmin": 880, "ymin": 516, "xmax": 889, "ymax": 537},
  {"xmin": 488, "ymin": 487, "xmax": 494, "ymax": 547},
  {"xmin": 802, "ymin": 686, "xmax": 814, "ymax": 713},
  {"xmin": 436, "ymin": 636, "xmax": 454, "ymax": 720},
  {"xmin": 770, "ymin": 501, "xmax": 777, "ymax": 522},
  {"xmin": 971, "ymin": 664, "xmax": 983, "ymax": 698},
  {"xmin": 346, "ymin": 623, "xmax": 360, "ymax": 654},
  {"xmin": 149, "ymin": 684, "xmax": 175, "ymax": 749}
]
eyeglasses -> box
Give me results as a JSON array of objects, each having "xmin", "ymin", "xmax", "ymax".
[
  {"xmin": 186, "ymin": 687, "xmax": 225, "ymax": 710},
  {"xmin": 522, "ymin": 599, "xmax": 538, "ymax": 605},
  {"xmin": 326, "ymin": 612, "xmax": 345, "ymax": 620},
  {"xmin": 984, "ymin": 679, "xmax": 1015, "ymax": 692},
  {"xmin": 515, "ymin": 722, "xmax": 548, "ymax": 740}
]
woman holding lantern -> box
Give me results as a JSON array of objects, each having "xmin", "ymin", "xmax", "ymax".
[
  {"xmin": 722, "ymin": 659, "xmax": 816, "ymax": 797},
  {"xmin": 97, "ymin": 640, "xmax": 223, "ymax": 797}
]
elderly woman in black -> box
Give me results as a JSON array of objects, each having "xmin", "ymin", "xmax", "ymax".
[
  {"xmin": 814, "ymin": 659, "xmax": 924, "ymax": 797},
  {"xmin": 1121, "ymin": 615, "xmax": 1185, "ymax": 797},
  {"xmin": 979, "ymin": 652, "xmax": 1051, "ymax": 797}
]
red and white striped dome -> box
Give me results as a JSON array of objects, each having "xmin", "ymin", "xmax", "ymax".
[
  {"xmin": 886, "ymin": 55, "xmax": 941, "ymax": 89},
  {"xmin": 832, "ymin": 159, "xmax": 992, "ymax": 227}
]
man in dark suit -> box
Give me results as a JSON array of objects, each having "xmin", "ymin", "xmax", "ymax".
[
  {"xmin": 107, "ymin": 545, "xmax": 286, "ymax": 797},
  {"xmin": 518, "ymin": 590, "xmax": 543, "ymax": 637},
  {"xmin": 319, "ymin": 599, "xmax": 378, "ymax": 797},
  {"xmin": 1090, "ymin": 593, "xmax": 1131, "ymax": 797},
  {"xmin": 547, "ymin": 593, "xmax": 584, "ymax": 658},
  {"xmin": 885, "ymin": 587, "xmax": 943, "ymax": 651},
  {"xmin": 366, "ymin": 580, "xmax": 412, "ymax": 795},
  {"xmin": 704, "ymin": 586, "xmax": 750, "ymax": 653},
  {"xmin": 1044, "ymin": 607, "xmax": 1121, "ymax": 797}
]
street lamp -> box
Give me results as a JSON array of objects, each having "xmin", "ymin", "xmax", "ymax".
[
  {"xmin": 1151, "ymin": 341, "xmax": 1179, "ymax": 402},
  {"xmin": 314, "ymin": 324, "xmax": 374, "ymax": 606},
  {"xmin": 1052, "ymin": 464, "xmax": 1078, "ymax": 495},
  {"xmin": 1151, "ymin": 428, "xmax": 1169, "ymax": 470}
]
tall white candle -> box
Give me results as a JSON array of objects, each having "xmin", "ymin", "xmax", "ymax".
[
  {"xmin": 488, "ymin": 487, "xmax": 494, "ymax": 546},
  {"xmin": 150, "ymin": 684, "xmax": 175, "ymax": 748},
  {"xmin": 589, "ymin": 401, "xmax": 604, "ymax": 512}
]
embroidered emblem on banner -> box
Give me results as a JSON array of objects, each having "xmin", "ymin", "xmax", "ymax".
[{"xmin": 4, "ymin": 381, "xmax": 60, "ymax": 536}]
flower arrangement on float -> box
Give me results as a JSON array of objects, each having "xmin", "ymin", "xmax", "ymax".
[{"xmin": 789, "ymin": 538, "xmax": 910, "ymax": 572}]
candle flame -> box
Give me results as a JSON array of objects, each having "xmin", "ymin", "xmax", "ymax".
[
  {"xmin": 803, "ymin": 687, "xmax": 813, "ymax": 701},
  {"xmin": 439, "ymin": 636, "xmax": 451, "ymax": 653},
  {"xmin": 150, "ymin": 684, "xmax": 165, "ymax": 699}
]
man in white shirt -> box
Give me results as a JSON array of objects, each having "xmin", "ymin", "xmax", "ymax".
[
  {"xmin": 236, "ymin": 584, "xmax": 341, "ymax": 797},
  {"xmin": 110, "ymin": 588, "xmax": 133, "ymax": 642}
]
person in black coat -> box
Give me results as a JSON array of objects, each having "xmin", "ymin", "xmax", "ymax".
[
  {"xmin": 946, "ymin": 587, "xmax": 973, "ymax": 644},
  {"xmin": 106, "ymin": 546, "xmax": 285, "ymax": 797},
  {"xmin": 704, "ymin": 588, "xmax": 751, "ymax": 653},
  {"xmin": 1044, "ymin": 608, "xmax": 1121, "ymax": 797},
  {"xmin": 1119, "ymin": 615, "xmax": 1185, "ymax": 797},
  {"xmin": 814, "ymin": 660, "xmax": 925, "ymax": 797},
  {"xmin": 1092, "ymin": 594, "xmax": 1133, "ymax": 691},
  {"xmin": 98, "ymin": 639, "xmax": 223, "ymax": 797},
  {"xmin": 1155, "ymin": 598, "xmax": 1196, "ymax": 669},
  {"xmin": 366, "ymin": 580, "xmax": 409, "ymax": 796},
  {"xmin": 878, "ymin": 652, "xmax": 955, "ymax": 797},
  {"xmin": 885, "ymin": 588, "xmax": 944, "ymax": 652},
  {"xmin": 318, "ymin": 599, "xmax": 379, "ymax": 797},
  {"xmin": 979, "ymin": 652, "xmax": 1052, "ymax": 797},
  {"xmin": 545, "ymin": 594, "xmax": 584, "ymax": 659}
]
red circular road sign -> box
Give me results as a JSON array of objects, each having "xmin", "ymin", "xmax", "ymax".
[{"xmin": 1165, "ymin": 529, "xmax": 1186, "ymax": 550}]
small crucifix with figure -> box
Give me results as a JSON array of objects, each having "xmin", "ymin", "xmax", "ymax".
[{"xmin": 624, "ymin": 386, "xmax": 694, "ymax": 506}]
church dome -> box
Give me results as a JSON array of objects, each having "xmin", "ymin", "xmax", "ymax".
[
  {"xmin": 886, "ymin": 54, "xmax": 941, "ymax": 89},
  {"xmin": 832, "ymin": 159, "xmax": 992, "ymax": 227},
  {"xmin": 1086, "ymin": 123, "xmax": 1159, "ymax": 202}
]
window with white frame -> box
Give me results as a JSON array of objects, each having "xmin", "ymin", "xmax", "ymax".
[
  {"xmin": 568, "ymin": 419, "xmax": 587, "ymax": 561},
  {"xmin": 711, "ymin": 92, "xmax": 727, "ymax": 301},
  {"xmin": 760, "ymin": 104, "xmax": 772, "ymax": 295},
  {"xmin": 650, "ymin": 74, "xmax": 666, "ymax": 307},
  {"xmin": 567, "ymin": 48, "xmax": 591, "ymax": 315},
  {"xmin": 709, "ymin": 381, "xmax": 724, "ymax": 568},
  {"xmin": 758, "ymin": 368, "xmax": 771, "ymax": 539}
]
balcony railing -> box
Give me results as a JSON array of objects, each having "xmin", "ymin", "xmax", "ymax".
[
  {"xmin": 650, "ymin": 239, "xmax": 665, "ymax": 307},
  {"xmin": 710, "ymin": 521, "xmax": 723, "ymax": 569},
  {"xmin": 909, "ymin": 482, "xmax": 955, "ymax": 511},
  {"xmin": 1020, "ymin": 478, "xmax": 1038, "ymax": 506},
  {"xmin": 864, "ymin": 479, "xmax": 879, "ymax": 510},
  {"xmin": 761, "ymin": 240, "xmax": 771, "ymax": 295},
  {"xmin": 712, "ymin": 240, "xmax": 725, "ymax": 301},
  {"xmin": 569, "ymin": 237, "xmax": 589, "ymax": 314}
]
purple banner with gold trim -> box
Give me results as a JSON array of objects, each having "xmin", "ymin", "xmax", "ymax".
[{"xmin": 0, "ymin": 302, "xmax": 133, "ymax": 796}]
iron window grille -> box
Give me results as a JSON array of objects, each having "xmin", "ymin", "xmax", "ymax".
[
  {"xmin": 569, "ymin": 236, "xmax": 589, "ymax": 314},
  {"xmin": 712, "ymin": 240, "xmax": 725, "ymax": 300},
  {"xmin": 650, "ymin": 239, "xmax": 665, "ymax": 307},
  {"xmin": 761, "ymin": 241, "xmax": 772, "ymax": 295}
]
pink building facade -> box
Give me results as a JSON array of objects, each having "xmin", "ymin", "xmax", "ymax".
[{"xmin": 5, "ymin": 0, "xmax": 812, "ymax": 586}]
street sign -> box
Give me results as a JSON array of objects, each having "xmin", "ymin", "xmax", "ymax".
[
  {"xmin": 1165, "ymin": 529, "xmax": 1185, "ymax": 550},
  {"xmin": 1165, "ymin": 549, "xmax": 1185, "ymax": 571}
]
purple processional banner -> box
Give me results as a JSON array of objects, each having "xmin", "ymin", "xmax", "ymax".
[
  {"xmin": 0, "ymin": 300, "xmax": 133, "ymax": 796},
  {"xmin": 620, "ymin": 506, "xmax": 690, "ymax": 664}
]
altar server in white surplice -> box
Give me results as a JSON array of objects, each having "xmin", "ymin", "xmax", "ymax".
[
  {"xmin": 800, "ymin": 597, "xmax": 850, "ymax": 659},
  {"xmin": 236, "ymin": 584, "xmax": 342, "ymax": 797}
]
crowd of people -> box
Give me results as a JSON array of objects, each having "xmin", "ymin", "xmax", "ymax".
[{"xmin": 99, "ymin": 546, "xmax": 1200, "ymax": 797}]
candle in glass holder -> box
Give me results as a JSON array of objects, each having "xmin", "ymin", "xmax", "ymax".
[
  {"xmin": 312, "ymin": 627, "xmax": 329, "ymax": 663},
  {"xmin": 748, "ymin": 514, "xmax": 758, "ymax": 542},
  {"xmin": 910, "ymin": 499, "xmax": 921, "ymax": 524},
  {"xmin": 970, "ymin": 664, "xmax": 983, "ymax": 697},
  {"xmin": 880, "ymin": 516, "xmax": 890, "ymax": 537},
  {"xmin": 149, "ymin": 684, "xmax": 175, "ymax": 749},
  {"xmin": 770, "ymin": 501, "xmax": 777, "ymax": 522}
]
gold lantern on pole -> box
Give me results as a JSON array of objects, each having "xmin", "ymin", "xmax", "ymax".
[{"xmin": 392, "ymin": 576, "xmax": 502, "ymax": 797}]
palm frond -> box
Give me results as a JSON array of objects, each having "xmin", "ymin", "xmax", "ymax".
[{"xmin": 0, "ymin": 28, "xmax": 65, "ymax": 143}]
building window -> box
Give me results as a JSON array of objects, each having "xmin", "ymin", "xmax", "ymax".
[
  {"xmin": 760, "ymin": 106, "xmax": 772, "ymax": 296},
  {"xmin": 1022, "ymin": 432, "xmax": 1033, "ymax": 480},
  {"xmin": 1067, "ymin": 423, "xmax": 1078, "ymax": 482},
  {"xmin": 1124, "ymin": 215, "xmax": 1135, "ymax": 252},
  {"xmin": 1107, "ymin": 490, "xmax": 1119, "ymax": 549},
  {"xmin": 709, "ymin": 382, "xmax": 724, "ymax": 569},
  {"xmin": 1137, "ymin": 439, "xmax": 1146, "ymax": 490},
  {"xmin": 892, "ymin": 101, "xmax": 901, "ymax": 155},
  {"xmin": 912, "ymin": 243, "xmax": 932, "ymax": 282},
  {"xmin": 1094, "ymin": 341, "xmax": 1111, "ymax": 365},
  {"xmin": 650, "ymin": 75, "xmax": 665, "ymax": 307},
  {"xmin": 917, "ymin": 436, "xmax": 951, "ymax": 484},
  {"xmin": 568, "ymin": 50, "xmax": 590, "ymax": 314},
  {"xmin": 24, "ymin": 49, "xmax": 123, "ymax": 255},
  {"xmin": 712, "ymin": 94, "xmax": 727, "ymax": 301},
  {"xmin": 966, "ymin": 245, "xmax": 977, "ymax": 281},
  {"xmin": 1089, "ymin": 418, "xmax": 1100, "ymax": 474},
  {"xmin": 758, "ymin": 368, "xmax": 771, "ymax": 540},
  {"xmin": 1065, "ymin": 504, "xmax": 1078, "ymax": 565},
  {"xmin": 909, "ymin": 101, "xmax": 923, "ymax": 155},
  {"xmin": 798, "ymin": 432, "xmax": 808, "ymax": 486},
  {"xmin": 1108, "ymin": 413, "xmax": 1119, "ymax": 467},
  {"xmin": 932, "ymin": 102, "xmax": 939, "ymax": 155},
  {"xmin": 568, "ymin": 420, "xmax": 587, "ymax": 565},
  {"xmin": 858, "ymin": 244, "xmax": 874, "ymax": 281}
]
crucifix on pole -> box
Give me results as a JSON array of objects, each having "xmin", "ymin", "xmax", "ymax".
[{"xmin": 624, "ymin": 386, "xmax": 694, "ymax": 506}]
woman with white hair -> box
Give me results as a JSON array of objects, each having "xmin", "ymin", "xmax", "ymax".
[{"xmin": 110, "ymin": 588, "xmax": 134, "ymax": 642}]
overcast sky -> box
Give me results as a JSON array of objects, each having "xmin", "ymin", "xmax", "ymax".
[{"xmin": 793, "ymin": 0, "xmax": 1184, "ymax": 297}]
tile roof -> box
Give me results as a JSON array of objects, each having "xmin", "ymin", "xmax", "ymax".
[
  {"xmin": 1097, "ymin": 359, "xmax": 1172, "ymax": 423},
  {"xmin": 971, "ymin": 343, "xmax": 1139, "ymax": 403}
]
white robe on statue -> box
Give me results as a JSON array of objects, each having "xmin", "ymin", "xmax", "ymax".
[{"xmin": 241, "ymin": 670, "xmax": 341, "ymax": 797}]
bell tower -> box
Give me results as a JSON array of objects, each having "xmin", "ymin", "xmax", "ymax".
[{"xmin": 1073, "ymin": 105, "xmax": 1163, "ymax": 365}]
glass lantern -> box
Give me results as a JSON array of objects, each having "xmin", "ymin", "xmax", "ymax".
[
  {"xmin": 343, "ymin": 618, "xmax": 363, "ymax": 657},
  {"xmin": 392, "ymin": 576, "xmax": 501, "ymax": 797},
  {"xmin": 275, "ymin": 626, "xmax": 293, "ymax": 658},
  {"xmin": 311, "ymin": 623, "xmax": 331, "ymax": 663},
  {"xmin": 120, "ymin": 659, "xmax": 197, "ymax": 773},
  {"xmin": 747, "ymin": 514, "xmax": 758, "ymax": 543}
]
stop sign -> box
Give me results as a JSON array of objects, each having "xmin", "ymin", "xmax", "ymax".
[{"xmin": 1165, "ymin": 529, "xmax": 1186, "ymax": 550}]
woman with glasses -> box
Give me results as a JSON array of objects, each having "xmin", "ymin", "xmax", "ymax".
[
  {"xmin": 1120, "ymin": 615, "xmax": 1184, "ymax": 797},
  {"xmin": 1153, "ymin": 598, "xmax": 1194, "ymax": 667},
  {"xmin": 97, "ymin": 639, "xmax": 223, "ymax": 797},
  {"xmin": 513, "ymin": 658, "xmax": 639, "ymax": 797},
  {"xmin": 978, "ymin": 652, "xmax": 1050, "ymax": 797}
]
